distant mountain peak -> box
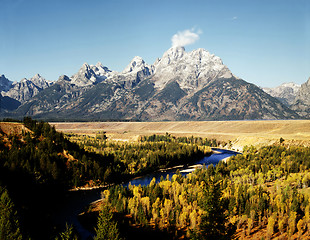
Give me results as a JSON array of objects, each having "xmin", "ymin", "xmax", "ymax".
[
  {"xmin": 3, "ymin": 46, "xmax": 303, "ymax": 121},
  {"xmin": 92, "ymin": 62, "xmax": 113, "ymax": 78},
  {"xmin": 95, "ymin": 62, "xmax": 104, "ymax": 69},
  {"xmin": 82, "ymin": 62, "xmax": 90, "ymax": 68},
  {"xmin": 29, "ymin": 74, "xmax": 52, "ymax": 89},
  {"xmin": 262, "ymin": 81, "xmax": 301, "ymax": 106},
  {"xmin": 0, "ymin": 74, "xmax": 13, "ymax": 92},
  {"xmin": 153, "ymin": 46, "xmax": 232, "ymax": 90},
  {"xmin": 122, "ymin": 56, "xmax": 149, "ymax": 74},
  {"xmin": 156, "ymin": 46, "xmax": 185, "ymax": 66},
  {"xmin": 57, "ymin": 75, "xmax": 71, "ymax": 82},
  {"xmin": 34, "ymin": 73, "xmax": 41, "ymax": 78},
  {"xmin": 291, "ymin": 76, "xmax": 310, "ymax": 117},
  {"xmin": 70, "ymin": 63, "xmax": 98, "ymax": 86},
  {"xmin": 1, "ymin": 73, "xmax": 52, "ymax": 104}
]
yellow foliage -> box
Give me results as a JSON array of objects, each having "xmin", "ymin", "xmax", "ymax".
[
  {"xmin": 102, "ymin": 189, "xmax": 110, "ymax": 202},
  {"xmin": 141, "ymin": 196, "xmax": 150, "ymax": 213}
]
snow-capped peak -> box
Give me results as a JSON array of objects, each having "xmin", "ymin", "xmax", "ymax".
[
  {"xmin": 81, "ymin": 63, "xmax": 91, "ymax": 71},
  {"xmin": 154, "ymin": 46, "xmax": 185, "ymax": 67},
  {"xmin": 92, "ymin": 62, "xmax": 113, "ymax": 76},
  {"xmin": 263, "ymin": 82, "xmax": 301, "ymax": 95},
  {"xmin": 262, "ymin": 82, "xmax": 301, "ymax": 106},
  {"xmin": 57, "ymin": 75, "xmax": 71, "ymax": 83},
  {"xmin": 122, "ymin": 56, "xmax": 149, "ymax": 74},
  {"xmin": 152, "ymin": 47, "xmax": 232, "ymax": 90},
  {"xmin": 95, "ymin": 62, "xmax": 105, "ymax": 69},
  {"xmin": 281, "ymin": 82, "xmax": 301, "ymax": 91},
  {"xmin": 70, "ymin": 62, "xmax": 117, "ymax": 86},
  {"xmin": 70, "ymin": 63, "xmax": 97, "ymax": 86},
  {"xmin": 30, "ymin": 74, "xmax": 52, "ymax": 89}
]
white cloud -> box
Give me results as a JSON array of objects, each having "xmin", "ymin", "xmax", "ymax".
[
  {"xmin": 232, "ymin": 16, "xmax": 238, "ymax": 20},
  {"xmin": 171, "ymin": 29, "xmax": 201, "ymax": 47}
]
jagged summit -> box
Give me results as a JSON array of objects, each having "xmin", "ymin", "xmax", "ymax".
[
  {"xmin": 70, "ymin": 63, "xmax": 98, "ymax": 86},
  {"xmin": 2, "ymin": 46, "xmax": 302, "ymax": 121},
  {"xmin": 154, "ymin": 46, "xmax": 185, "ymax": 66},
  {"xmin": 70, "ymin": 62, "xmax": 117, "ymax": 86},
  {"xmin": 299, "ymin": 77, "xmax": 310, "ymax": 102},
  {"xmin": 30, "ymin": 74, "xmax": 52, "ymax": 89},
  {"xmin": 263, "ymin": 82, "xmax": 301, "ymax": 106},
  {"xmin": 152, "ymin": 46, "xmax": 233, "ymax": 90},
  {"xmin": 34, "ymin": 73, "xmax": 41, "ymax": 78},
  {"xmin": 122, "ymin": 56, "xmax": 150, "ymax": 74},
  {"xmin": 95, "ymin": 62, "xmax": 104, "ymax": 68},
  {"xmin": 57, "ymin": 75, "xmax": 71, "ymax": 82},
  {"xmin": 0, "ymin": 74, "xmax": 13, "ymax": 92},
  {"xmin": 1, "ymin": 74, "xmax": 52, "ymax": 103},
  {"xmin": 92, "ymin": 62, "xmax": 114, "ymax": 78}
]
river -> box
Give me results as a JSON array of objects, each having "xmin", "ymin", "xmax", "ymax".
[
  {"xmin": 53, "ymin": 148, "xmax": 240, "ymax": 239},
  {"xmin": 125, "ymin": 148, "xmax": 240, "ymax": 186}
]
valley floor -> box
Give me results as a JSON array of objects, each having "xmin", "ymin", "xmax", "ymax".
[{"xmin": 52, "ymin": 120, "xmax": 310, "ymax": 151}]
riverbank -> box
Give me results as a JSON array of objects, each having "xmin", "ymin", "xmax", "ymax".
[
  {"xmin": 74, "ymin": 148, "xmax": 239, "ymax": 239},
  {"xmin": 69, "ymin": 183, "xmax": 113, "ymax": 191}
]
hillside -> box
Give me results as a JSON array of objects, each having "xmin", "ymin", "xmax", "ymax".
[{"xmin": 0, "ymin": 122, "xmax": 30, "ymax": 135}]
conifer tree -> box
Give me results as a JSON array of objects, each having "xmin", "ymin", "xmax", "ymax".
[
  {"xmin": 94, "ymin": 203, "xmax": 121, "ymax": 240},
  {"xmin": 198, "ymin": 176, "xmax": 226, "ymax": 239},
  {"xmin": 0, "ymin": 187, "xmax": 23, "ymax": 240},
  {"xmin": 55, "ymin": 224, "xmax": 78, "ymax": 240}
]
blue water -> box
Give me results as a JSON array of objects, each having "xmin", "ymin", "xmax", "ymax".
[
  {"xmin": 54, "ymin": 148, "xmax": 240, "ymax": 240},
  {"xmin": 125, "ymin": 148, "xmax": 240, "ymax": 187}
]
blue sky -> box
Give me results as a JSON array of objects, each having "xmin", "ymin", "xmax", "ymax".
[{"xmin": 1, "ymin": 0, "xmax": 309, "ymax": 87}]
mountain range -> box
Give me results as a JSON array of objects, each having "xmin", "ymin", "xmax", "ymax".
[{"xmin": 0, "ymin": 47, "xmax": 309, "ymax": 121}]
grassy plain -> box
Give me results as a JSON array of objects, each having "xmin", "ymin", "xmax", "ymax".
[{"xmin": 52, "ymin": 120, "xmax": 310, "ymax": 151}]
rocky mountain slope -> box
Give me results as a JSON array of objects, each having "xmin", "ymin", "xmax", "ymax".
[
  {"xmin": 262, "ymin": 82, "xmax": 301, "ymax": 106},
  {"xmin": 1, "ymin": 74, "xmax": 53, "ymax": 103},
  {"xmin": 1, "ymin": 47, "xmax": 304, "ymax": 120},
  {"xmin": 0, "ymin": 75, "xmax": 13, "ymax": 92},
  {"xmin": 0, "ymin": 94, "xmax": 21, "ymax": 112},
  {"xmin": 291, "ymin": 77, "xmax": 310, "ymax": 117}
]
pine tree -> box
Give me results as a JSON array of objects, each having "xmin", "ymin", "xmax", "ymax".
[
  {"xmin": 55, "ymin": 223, "xmax": 78, "ymax": 240},
  {"xmin": 0, "ymin": 187, "xmax": 23, "ymax": 240},
  {"xmin": 198, "ymin": 176, "xmax": 227, "ymax": 240},
  {"xmin": 94, "ymin": 204, "xmax": 121, "ymax": 240}
]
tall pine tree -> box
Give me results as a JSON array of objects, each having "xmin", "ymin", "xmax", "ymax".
[
  {"xmin": 198, "ymin": 176, "xmax": 227, "ymax": 240},
  {"xmin": 0, "ymin": 186, "xmax": 23, "ymax": 240},
  {"xmin": 94, "ymin": 203, "xmax": 121, "ymax": 240}
]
